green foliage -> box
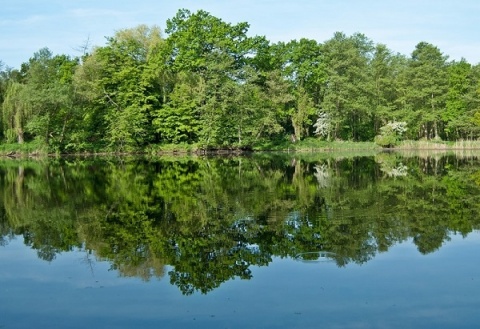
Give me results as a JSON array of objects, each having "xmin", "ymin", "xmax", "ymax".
[
  {"xmin": 402, "ymin": 42, "xmax": 449, "ymax": 140},
  {"xmin": 21, "ymin": 48, "xmax": 79, "ymax": 149},
  {"xmin": 2, "ymin": 81, "xmax": 29, "ymax": 143},
  {"xmin": 322, "ymin": 32, "xmax": 375, "ymax": 141},
  {"xmin": 374, "ymin": 121, "xmax": 407, "ymax": 147},
  {"xmin": 374, "ymin": 131, "xmax": 397, "ymax": 148},
  {"xmin": 154, "ymin": 72, "xmax": 203, "ymax": 143},
  {"xmin": 1, "ymin": 10, "xmax": 480, "ymax": 152},
  {"xmin": 73, "ymin": 25, "xmax": 164, "ymax": 151}
]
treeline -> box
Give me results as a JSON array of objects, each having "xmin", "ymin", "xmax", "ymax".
[{"xmin": 1, "ymin": 9, "xmax": 480, "ymax": 152}]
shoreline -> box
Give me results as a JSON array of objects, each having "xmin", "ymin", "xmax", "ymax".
[{"xmin": 2, "ymin": 139, "xmax": 480, "ymax": 158}]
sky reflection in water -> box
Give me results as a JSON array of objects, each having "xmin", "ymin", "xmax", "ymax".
[{"xmin": 1, "ymin": 233, "xmax": 479, "ymax": 329}]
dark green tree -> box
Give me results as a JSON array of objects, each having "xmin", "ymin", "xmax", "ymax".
[
  {"xmin": 403, "ymin": 42, "xmax": 449, "ymax": 139},
  {"xmin": 321, "ymin": 32, "xmax": 375, "ymax": 141}
]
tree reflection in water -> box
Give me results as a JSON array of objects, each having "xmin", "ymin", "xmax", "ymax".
[{"xmin": 1, "ymin": 152, "xmax": 480, "ymax": 294}]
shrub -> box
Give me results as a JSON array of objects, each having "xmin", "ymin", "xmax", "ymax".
[{"xmin": 374, "ymin": 122, "xmax": 407, "ymax": 148}]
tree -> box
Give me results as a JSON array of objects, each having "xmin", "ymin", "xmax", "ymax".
[
  {"xmin": 165, "ymin": 9, "xmax": 252, "ymax": 73},
  {"xmin": 228, "ymin": 67, "xmax": 285, "ymax": 146},
  {"xmin": 1, "ymin": 66, "xmax": 28, "ymax": 143},
  {"xmin": 153, "ymin": 71, "xmax": 204, "ymax": 143},
  {"xmin": 468, "ymin": 64, "xmax": 480, "ymax": 137},
  {"xmin": 162, "ymin": 9, "xmax": 272, "ymax": 148},
  {"xmin": 374, "ymin": 121, "xmax": 408, "ymax": 148},
  {"xmin": 321, "ymin": 32, "xmax": 375, "ymax": 141},
  {"xmin": 0, "ymin": 60, "xmax": 5, "ymax": 105},
  {"xmin": 19, "ymin": 48, "xmax": 79, "ymax": 148},
  {"xmin": 74, "ymin": 25, "xmax": 163, "ymax": 150},
  {"xmin": 444, "ymin": 60, "xmax": 480, "ymax": 139},
  {"xmin": 313, "ymin": 111, "xmax": 331, "ymax": 139},
  {"xmin": 404, "ymin": 42, "xmax": 448, "ymax": 139},
  {"xmin": 279, "ymin": 39, "xmax": 326, "ymax": 140},
  {"xmin": 369, "ymin": 44, "xmax": 402, "ymax": 133},
  {"xmin": 2, "ymin": 81, "xmax": 29, "ymax": 143}
]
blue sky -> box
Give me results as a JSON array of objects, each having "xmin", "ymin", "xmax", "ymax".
[{"xmin": 1, "ymin": 0, "xmax": 479, "ymax": 69}]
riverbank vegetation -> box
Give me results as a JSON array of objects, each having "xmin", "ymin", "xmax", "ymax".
[{"xmin": 1, "ymin": 9, "xmax": 480, "ymax": 154}]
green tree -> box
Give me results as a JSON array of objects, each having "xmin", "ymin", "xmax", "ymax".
[
  {"xmin": 321, "ymin": 32, "xmax": 375, "ymax": 141},
  {"xmin": 403, "ymin": 42, "xmax": 449, "ymax": 139},
  {"xmin": 2, "ymin": 81, "xmax": 30, "ymax": 143},
  {"xmin": 20, "ymin": 48, "xmax": 79, "ymax": 148},
  {"xmin": 279, "ymin": 39, "xmax": 326, "ymax": 140},
  {"xmin": 444, "ymin": 60, "xmax": 474, "ymax": 139},
  {"xmin": 369, "ymin": 44, "xmax": 402, "ymax": 132},
  {"xmin": 161, "ymin": 9, "xmax": 275, "ymax": 148},
  {"xmin": 153, "ymin": 71, "xmax": 204, "ymax": 143},
  {"xmin": 0, "ymin": 60, "xmax": 5, "ymax": 105},
  {"xmin": 74, "ymin": 25, "xmax": 163, "ymax": 150},
  {"xmin": 466, "ymin": 70, "xmax": 480, "ymax": 138}
]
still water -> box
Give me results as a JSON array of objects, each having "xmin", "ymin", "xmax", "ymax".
[{"xmin": 1, "ymin": 152, "xmax": 480, "ymax": 328}]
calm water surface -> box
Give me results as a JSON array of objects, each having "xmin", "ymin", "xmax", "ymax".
[{"xmin": 1, "ymin": 153, "xmax": 480, "ymax": 328}]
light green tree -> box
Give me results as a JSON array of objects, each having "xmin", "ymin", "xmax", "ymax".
[
  {"xmin": 74, "ymin": 25, "xmax": 163, "ymax": 150},
  {"xmin": 20, "ymin": 48, "xmax": 79, "ymax": 148},
  {"xmin": 2, "ymin": 81, "xmax": 30, "ymax": 143}
]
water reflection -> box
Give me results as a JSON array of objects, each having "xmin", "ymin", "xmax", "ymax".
[
  {"xmin": 294, "ymin": 251, "xmax": 336, "ymax": 263},
  {"xmin": 1, "ymin": 152, "xmax": 480, "ymax": 294}
]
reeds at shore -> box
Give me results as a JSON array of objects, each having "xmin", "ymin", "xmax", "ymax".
[{"xmin": 397, "ymin": 139, "xmax": 480, "ymax": 150}]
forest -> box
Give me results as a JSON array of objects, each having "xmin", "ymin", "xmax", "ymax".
[{"xmin": 1, "ymin": 9, "xmax": 480, "ymax": 153}]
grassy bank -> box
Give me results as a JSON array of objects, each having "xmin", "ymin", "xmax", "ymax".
[{"xmin": 0, "ymin": 141, "xmax": 50, "ymax": 157}]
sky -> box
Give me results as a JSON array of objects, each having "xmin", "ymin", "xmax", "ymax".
[{"xmin": 1, "ymin": 0, "xmax": 479, "ymax": 69}]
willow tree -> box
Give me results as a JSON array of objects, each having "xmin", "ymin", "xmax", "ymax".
[
  {"xmin": 2, "ymin": 81, "xmax": 30, "ymax": 143},
  {"xmin": 16, "ymin": 48, "xmax": 79, "ymax": 148}
]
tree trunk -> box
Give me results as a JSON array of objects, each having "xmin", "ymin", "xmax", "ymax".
[{"xmin": 17, "ymin": 129, "xmax": 24, "ymax": 144}]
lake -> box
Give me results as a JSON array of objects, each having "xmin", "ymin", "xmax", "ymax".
[{"xmin": 1, "ymin": 152, "xmax": 480, "ymax": 328}]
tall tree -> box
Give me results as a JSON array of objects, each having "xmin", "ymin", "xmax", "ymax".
[
  {"xmin": 321, "ymin": 32, "xmax": 375, "ymax": 141},
  {"xmin": 1, "ymin": 66, "xmax": 28, "ymax": 143},
  {"xmin": 468, "ymin": 64, "xmax": 480, "ymax": 137},
  {"xmin": 369, "ymin": 44, "xmax": 402, "ymax": 132},
  {"xmin": 153, "ymin": 71, "xmax": 204, "ymax": 143},
  {"xmin": 404, "ymin": 42, "xmax": 448, "ymax": 139},
  {"xmin": 162, "ymin": 9, "xmax": 270, "ymax": 147},
  {"xmin": 280, "ymin": 39, "xmax": 326, "ymax": 140},
  {"xmin": 0, "ymin": 60, "xmax": 4, "ymax": 105},
  {"xmin": 444, "ymin": 59, "xmax": 474, "ymax": 139},
  {"xmin": 74, "ymin": 25, "xmax": 163, "ymax": 150}
]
